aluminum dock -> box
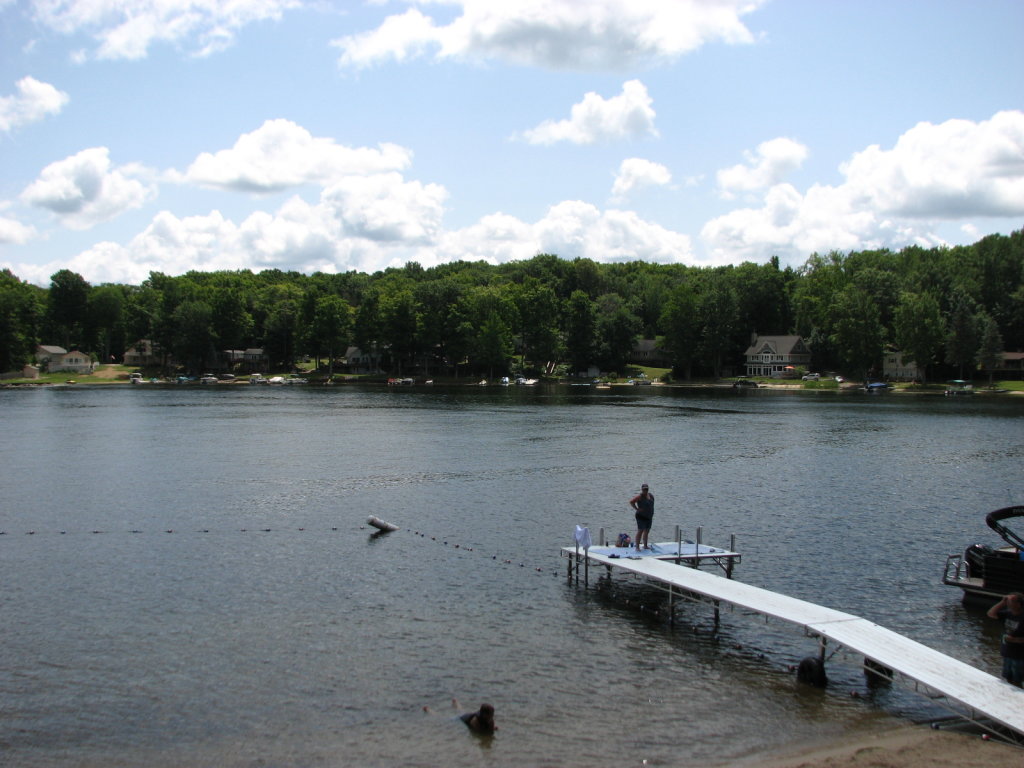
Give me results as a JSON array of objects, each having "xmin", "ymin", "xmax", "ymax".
[{"xmin": 563, "ymin": 536, "xmax": 1024, "ymax": 744}]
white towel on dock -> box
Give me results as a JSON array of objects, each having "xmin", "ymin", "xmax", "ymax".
[{"xmin": 574, "ymin": 525, "xmax": 592, "ymax": 551}]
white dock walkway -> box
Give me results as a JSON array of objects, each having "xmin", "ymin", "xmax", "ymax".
[{"xmin": 563, "ymin": 545, "xmax": 1024, "ymax": 742}]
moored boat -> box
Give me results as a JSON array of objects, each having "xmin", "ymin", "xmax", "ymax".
[
  {"xmin": 943, "ymin": 505, "xmax": 1024, "ymax": 606},
  {"xmin": 944, "ymin": 379, "xmax": 974, "ymax": 396}
]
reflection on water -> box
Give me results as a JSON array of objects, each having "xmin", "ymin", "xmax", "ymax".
[{"xmin": 0, "ymin": 385, "xmax": 1021, "ymax": 766}]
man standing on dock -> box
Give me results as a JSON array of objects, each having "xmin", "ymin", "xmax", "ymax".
[
  {"xmin": 987, "ymin": 592, "xmax": 1024, "ymax": 686},
  {"xmin": 630, "ymin": 483, "xmax": 654, "ymax": 551}
]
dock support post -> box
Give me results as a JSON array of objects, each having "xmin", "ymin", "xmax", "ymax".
[
  {"xmin": 694, "ymin": 526, "xmax": 703, "ymax": 568},
  {"xmin": 727, "ymin": 534, "xmax": 737, "ymax": 579},
  {"xmin": 598, "ymin": 527, "xmax": 605, "ymax": 546}
]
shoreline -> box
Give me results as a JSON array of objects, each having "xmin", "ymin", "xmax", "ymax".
[
  {"xmin": 3, "ymin": 372, "xmax": 1022, "ymax": 395},
  {"xmin": 722, "ymin": 724, "xmax": 1022, "ymax": 768}
]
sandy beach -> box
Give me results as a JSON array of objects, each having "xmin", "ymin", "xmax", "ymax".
[{"xmin": 727, "ymin": 725, "xmax": 1021, "ymax": 768}]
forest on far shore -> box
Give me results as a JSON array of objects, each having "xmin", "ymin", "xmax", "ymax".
[{"xmin": 2, "ymin": 229, "xmax": 1022, "ymax": 382}]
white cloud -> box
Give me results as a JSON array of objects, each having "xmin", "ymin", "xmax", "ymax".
[
  {"xmin": 840, "ymin": 110, "xmax": 1024, "ymax": 218},
  {"xmin": 436, "ymin": 201, "xmax": 696, "ymax": 266},
  {"xmin": 611, "ymin": 157, "xmax": 672, "ymax": 200},
  {"xmin": 702, "ymin": 111, "xmax": 1024, "ymax": 263},
  {"xmin": 9, "ymin": 189, "xmax": 705, "ymax": 284},
  {"xmin": 0, "ymin": 214, "xmax": 36, "ymax": 245},
  {"xmin": 29, "ymin": 0, "xmax": 301, "ymax": 60},
  {"xmin": 520, "ymin": 80, "xmax": 657, "ymax": 146},
  {"xmin": 20, "ymin": 147, "xmax": 156, "ymax": 229},
  {"xmin": 321, "ymin": 172, "xmax": 447, "ymax": 243},
  {"xmin": 334, "ymin": 0, "xmax": 763, "ymax": 70},
  {"xmin": 0, "ymin": 76, "xmax": 69, "ymax": 131},
  {"xmin": 177, "ymin": 119, "xmax": 414, "ymax": 194},
  {"xmin": 716, "ymin": 137, "xmax": 808, "ymax": 198}
]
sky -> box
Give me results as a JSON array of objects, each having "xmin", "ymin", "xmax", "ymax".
[{"xmin": 1, "ymin": 0, "xmax": 1022, "ymax": 288}]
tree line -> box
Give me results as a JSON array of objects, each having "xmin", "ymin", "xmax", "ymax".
[{"xmin": 1, "ymin": 229, "xmax": 1022, "ymax": 381}]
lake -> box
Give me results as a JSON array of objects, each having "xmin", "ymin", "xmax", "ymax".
[{"xmin": 1, "ymin": 383, "xmax": 1022, "ymax": 767}]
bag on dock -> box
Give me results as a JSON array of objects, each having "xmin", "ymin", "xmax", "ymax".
[{"xmin": 617, "ymin": 533, "xmax": 632, "ymax": 547}]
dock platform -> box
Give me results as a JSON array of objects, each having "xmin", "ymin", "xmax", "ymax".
[{"xmin": 563, "ymin": 540, "xmax": 1024, "ymax": 744}]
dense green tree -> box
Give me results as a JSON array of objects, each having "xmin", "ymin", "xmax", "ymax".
[
  {"xmin": 893, "ymin": 291, "xmax": 944, "ymax": 382},
  {"xmin": 415, "ymin": 278, "xmax": 466, "ymax": 376},
  {"xmin": 309, "ymin": 295, "xmax": 352, "ymax": 376},
  {"xmin": 86, "ymin": 285, "xmax": 126, "ymax": 363},
  {"xmin": 830, "ymin": 286, "xmax": 884, "ymax": 381},
  {"xmin": 172, "ymin": 300, "xmax": 215, "ymax": 373},
  {"xmin": 731, "ymin": 259, "xmax": 792, "ymax": 339},
  {"xmin": 473, "ymin": 311, "xmax": 513, "ymax": 379},
  {"xmin": 792, "ymin": 251, "xmax": 845, "ymax": 340},
  {"xmin": 660, "ymin": 281, "xmax": 701, "ymax": 379},
  {"xmin": 945, "ymin": 289, "xmax": 979, "ymax": 379},
  {"xmin": 46, "ymin": 269, "xmax": 90, "ymax": 350},
  {"xmin": 146, "ymin": 272, "xmax": 187, "ymax": 369},
  {"xmin": 0, "ymin": 269, "xmax": 42, "ymax": 371},
  {"xmin": 698, "ymin": 273, "xmax": 738, "ymax": 378},
  {"xmin": 261, "ymin": 283, "xmax": 304, "ymax": 368},
  {"xmin": 595, "ymin": 293, "xmax": 640, "ymax": 374},
  {"xmin": 512, "ymin": 278, "xmax": 560, "ymax": 371},
  {"xmin": 353, "ymin": 290, "xmax": 384, "ymax": 370},
  {"xmin": 563, "ymin": 290, "xmax": 597, "ymax": 373},
  {"xmin": 380, "ymin": 289, "xmax": 419, "ymax": 374},
  {"xmin": 211, "ymin": 287, "xmax": 254, "ymax": 350},
  {"xmin": 975, "ymin": 311, "xmax": 1004, "ymax": 387}
]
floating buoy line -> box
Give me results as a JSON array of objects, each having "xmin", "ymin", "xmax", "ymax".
[
  {"xmin": 2, "ymin": 527, "xmax": 340, "ymax": 535},
  {"xmin": 1, "ymin": 516, "xmax": 565, "ymax": 580}
]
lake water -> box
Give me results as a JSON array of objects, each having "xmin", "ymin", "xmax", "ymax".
[{"xmin": 1, "ymin": 384, "xmax": 1022, "ymax": 767}]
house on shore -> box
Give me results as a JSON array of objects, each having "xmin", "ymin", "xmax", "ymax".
[
  {"xmin": 743, "ymin": 335, "xmax": 811, "ymax": 378},
  {"xmin": 629, "ymin": 339, "xmax": 670, "ymax": 368},
  {"xmin": 36, "ymin": 345, "xmax": 94, "ymax": 374},
  {"xmin": 882, "ymin": 349, "xmax": 921, "ymax": 382},
  {"xmin": 123, "ymin": 340, "xmax": 164, "ymax": 367}
]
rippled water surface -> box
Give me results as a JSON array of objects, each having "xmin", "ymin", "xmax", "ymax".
[{"xmin": 1, "ymin": 384, "xmax": 1022, "ymax": 767}]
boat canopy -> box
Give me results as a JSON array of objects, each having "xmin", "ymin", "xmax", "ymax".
[{"xmin": 986, "ymin": 505, "xmax": 1024, "ymax": 550}]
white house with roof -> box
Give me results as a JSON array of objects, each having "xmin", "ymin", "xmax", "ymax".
[
  {"xmin": 743, "ymin": 335, "xmax": 811, "ymax": 378},
  {"xmin": 882, "ymin": 349, "xmax": 921, "ymax": 381},
  {"xmin": 36, "ymin": 345, "xmax": 94, "ymax": 373}
]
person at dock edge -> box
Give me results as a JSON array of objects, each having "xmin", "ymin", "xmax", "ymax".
[
  {"xmin": 986, "ymin": 592, "xmax": 1024, "ymax": 686},
  {"xmin": 630, "ymin": 483, "xmax": 654, "ymax": 551}
]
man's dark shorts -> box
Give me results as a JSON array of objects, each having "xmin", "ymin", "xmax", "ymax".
[{"xmin": 635, "ymin": 514, "xmax": 652, "ymax": 531}]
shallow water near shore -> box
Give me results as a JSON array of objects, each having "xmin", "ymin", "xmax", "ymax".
[{"xmin": 1, "ymin": 384, "xmax": 1022, "ymax": 766}]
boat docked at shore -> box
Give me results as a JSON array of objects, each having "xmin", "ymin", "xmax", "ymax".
[
  {"xmin": 943, "ymin": 505, "xmax": 1024, "ymax": 605},
  {"xmin": 944, "ymin": 379, "xmax": 974, "ymax": 396}
]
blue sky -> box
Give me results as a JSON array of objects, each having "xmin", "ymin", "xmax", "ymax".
[{"xmin": 1, "ymin": 0, "xmax": 1022, "ymax": 287}]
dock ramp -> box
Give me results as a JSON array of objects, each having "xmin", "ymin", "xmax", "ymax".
[{"xmin": 564, "ymin": 545, "xmax": 1024, "ymax": 743}]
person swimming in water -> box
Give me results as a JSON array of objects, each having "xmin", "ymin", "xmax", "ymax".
[
  {"xmin": 423, "ymin": 699, "xmax": 497, "ymax": 734},
  {"xmin": 459, "ymin": 702, "xmax": 496, "ymax": 734}
]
